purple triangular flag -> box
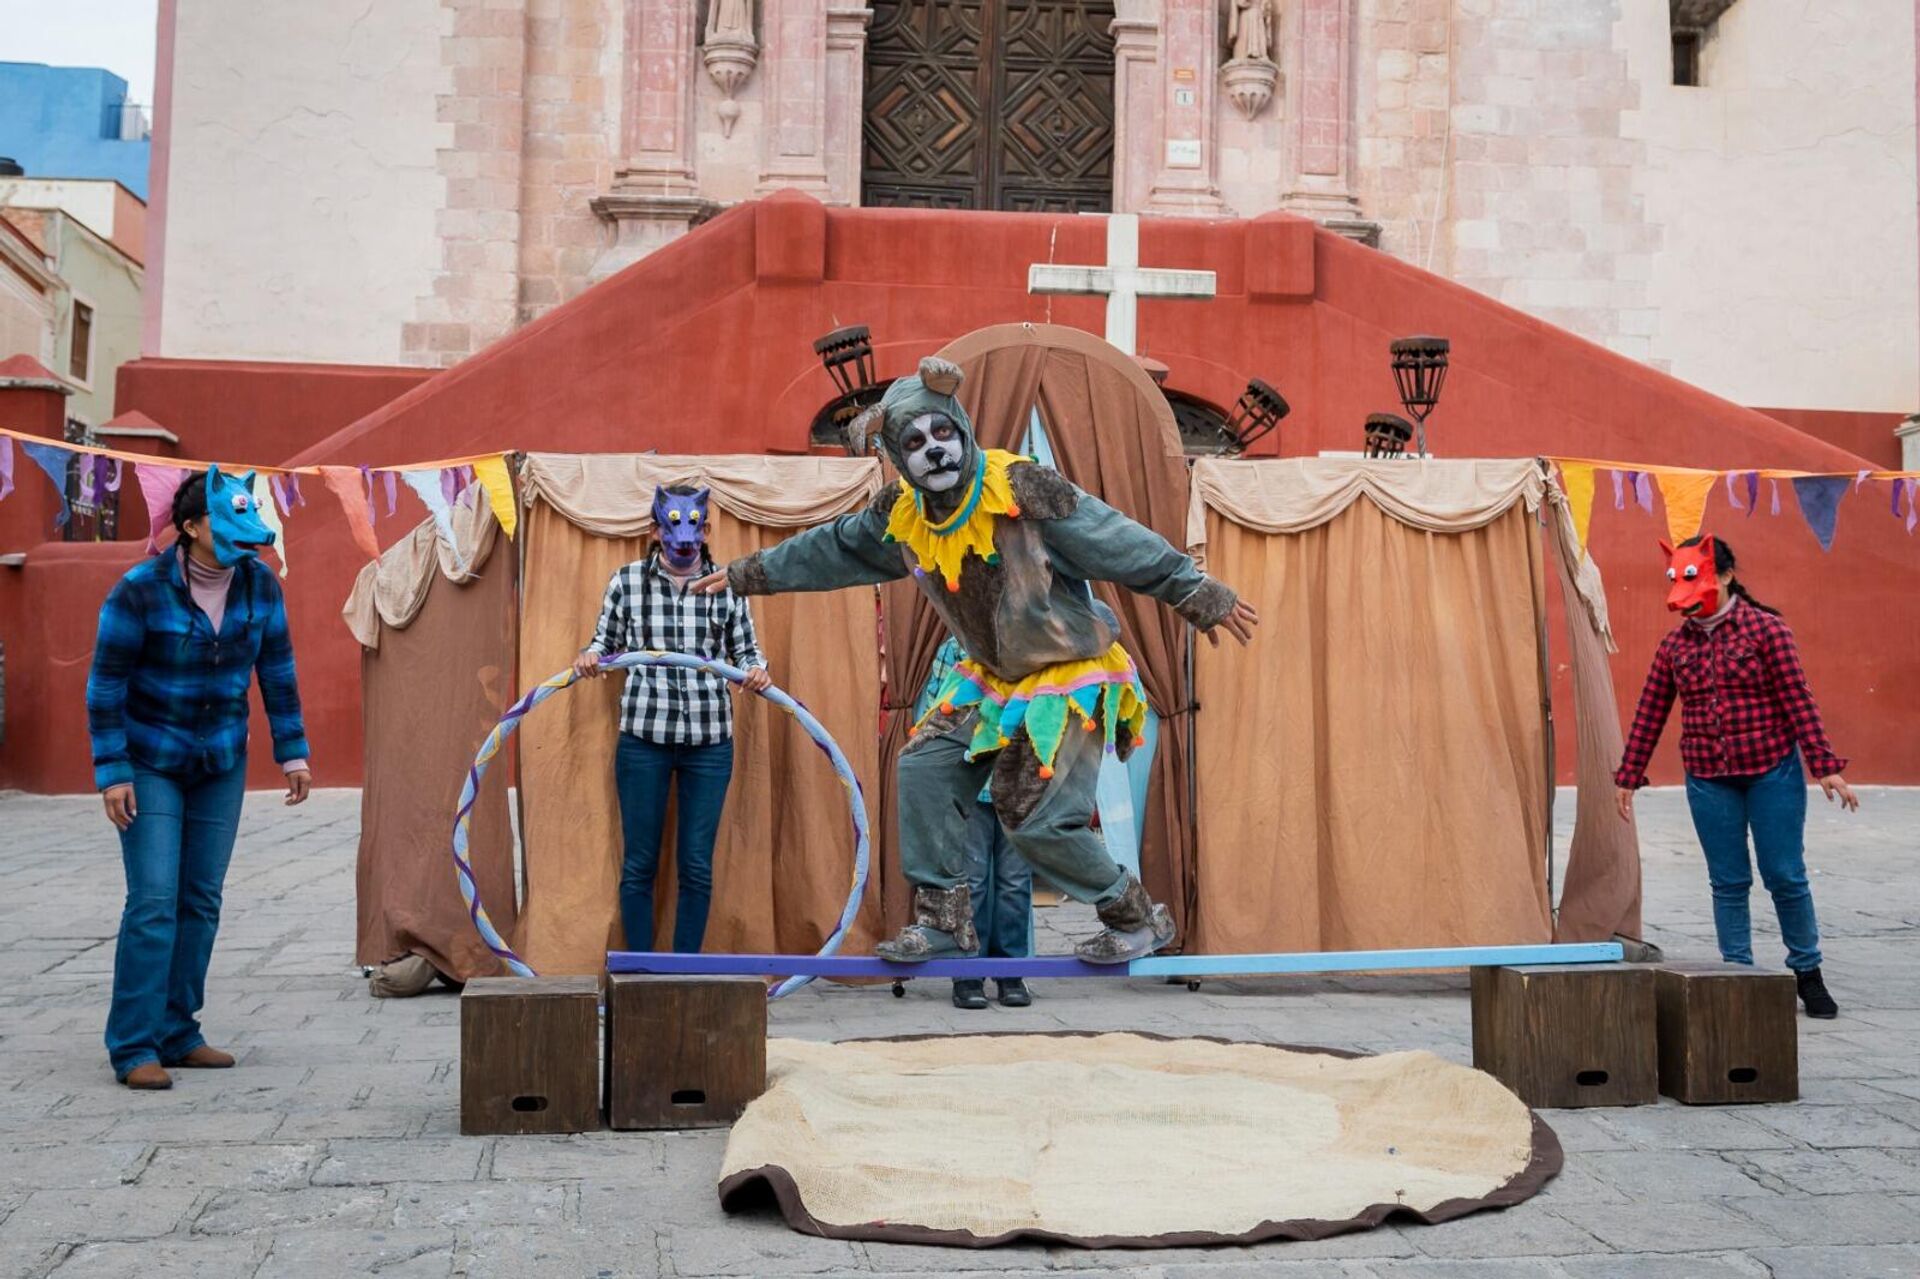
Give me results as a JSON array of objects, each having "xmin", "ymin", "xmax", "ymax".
[
  {"xmin": 19, "ymin": 441, "xmax": 73, "ymax": 527},
  {"xmin": 1744, "ymin": 471, "xmax": 1759, "ymax": 516},
  {"xmin": 1610, "ymin": 469, "xmax": 1625, "ymax": 511},
  {"xmin": 104, "ymin": 457, "xmax": 122, "ymax": 492},
  {"xmin": 1769, "ymin": 479, "xmax": 1781, "ymax": 516},
  {"xmin": 1633, "ymin": 471, "xmax": 1654, "ymax": 513},
  {"xmin": 358, "ymin": 465, "xmax": 378, "ymax": 526},
  {"xmin": 439, "ymin": 466, "xmax": 461, "ymax": 508},
  {"xmin": 1790, "ymin": 475, "xmax": 1849, "ymax": 552},
  {"xmin": 382, "ymin": 469, "xmax": 399, "ymax": 518},
  {"xmin": 1724, "ymin": 471, "xmax": 1745, "ymax": 510},
  {"xmin": 0, "ymin": 435, "xmax": 12, "ymax": 502},
  {"xmin": 1855, "ymin": 468, "xmax": 1871, "ymax": 492}
]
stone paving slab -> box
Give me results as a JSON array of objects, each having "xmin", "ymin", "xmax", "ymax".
[{"xmin": 0, "ymin": 785, "xmax": 1916, "ymax": 1277}]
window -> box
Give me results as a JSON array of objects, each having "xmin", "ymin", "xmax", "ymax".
[
  {"xmin": 1671, "ymin": 29, "xmax": 1701, "ymax": 85},
  {"xmin": 1165, "ymin": 391, "xmax": 1240, "ymax": 456},
  {"xmin": 68, "ymin": 300, "xmax": 93, "ymax": 383}
]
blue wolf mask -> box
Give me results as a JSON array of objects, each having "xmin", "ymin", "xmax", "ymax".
[{"xmin": 204, "ymin": 464, "xmax": 275, "ymax": 567}]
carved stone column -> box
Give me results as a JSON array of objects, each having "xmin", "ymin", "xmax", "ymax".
[
  {"xmin": 757, "ymin": 0, "xmax": 834, "ymax": 197},
  {"xmin": 1110, "ymin": 16, "xmax": 1159, "ymax": 214},
  {"xmin": 1283, "ymin": 0, "xmax": 1373, "ymax": 239},
  {"xmin": 592, "ymin": 0, "xmax": 718, "ymax": 277},
  {"xmin": 823, "ymin": 5, "xmax": 873, "ymax": 205},
  {"xmin": 1144, "ymin": 0, "xmax": 1226, "ymax": 215}
]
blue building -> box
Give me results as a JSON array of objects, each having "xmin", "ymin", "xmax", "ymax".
[{"xmin": 0, "ymin": 63, "xmax": 150, "ymax": 199}]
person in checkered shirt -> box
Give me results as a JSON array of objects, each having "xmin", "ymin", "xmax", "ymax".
[
  {"xmin": 571, "ymin": 485, "xmax": 769, "ymax": 954},
  {"xmin": 1613, "ymin": 535, "xmax": 1857, "ymax": 1019}
]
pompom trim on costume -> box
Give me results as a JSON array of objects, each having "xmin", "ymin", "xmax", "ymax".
[
  {"xmin": 882, "ymin": 449, "xmax": 1029, "ymax": 593},
  {"xmin": 912, "ymin": 643, "xmax": 1149, "ymax": 773}
]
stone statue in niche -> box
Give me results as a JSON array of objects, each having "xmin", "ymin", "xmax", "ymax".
[
  {"xmin": 1222, "ymin": 0, "xmax": 1281, "ymax": 120},
  {"xmin": 701, "ymin": 0, "xmax": 758, "ymax": 139},
  {"xmin": 1228, "ymin": 0, "xmax": 1273, "ymax": 63}
]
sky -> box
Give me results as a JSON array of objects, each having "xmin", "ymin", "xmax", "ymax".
[{"xmin": 1, "ymin": 0, "xmax": 159, "ymax": 106}]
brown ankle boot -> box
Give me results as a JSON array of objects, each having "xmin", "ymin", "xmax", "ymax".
[
  {"xmin": 122, "ymin": 1062, "xmax": 173, "ymax": 1090},
  {"xmin": 166, "ymin": 1045, "xmax": 236, "ymax": 1069}
]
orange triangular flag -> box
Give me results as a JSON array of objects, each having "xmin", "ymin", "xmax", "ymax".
[
  {"xmin": 317, "ymin": 465, "xmax": 382, "ymax": 562},
  {"xmin": 1560, "ymin": 462, "xmax": 1596, "ymax": 555},
  {"xmin": 1654, "ymin": 469, "xmax": 1717, "ymax": 544},
  {"xmin": 470, "ymin": 454, "xmax": 517, "ymax": 539}
]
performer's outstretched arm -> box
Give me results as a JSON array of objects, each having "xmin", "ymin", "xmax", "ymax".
[
  {"xmin": 1032, "ymin": 481, "xmax": 1256, "ymax": 643},
  {"xmin": 696, "ymin": 494, "xmax": 907, "ymax": 597}
]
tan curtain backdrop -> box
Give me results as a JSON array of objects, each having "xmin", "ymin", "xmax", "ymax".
[
  {"xmin": 1188, "ymin": 456, "xmax": 1640, "ymax": 953},
  {"xmin": 892, "ymin": 323, "xmax": 1200, "ymax": 934},
  {"xmin": 511, "ymin": 454, "xmax": 886, "ymax": 975},
  {"xmin": 1544, "ymin": 491, "xmax": 1643, "ymax": 943},
  {"xmin": 350, "ymin": 497, "xmax": 519, "ymax": 979}
]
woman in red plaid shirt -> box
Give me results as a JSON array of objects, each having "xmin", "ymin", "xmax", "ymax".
[{"xmin": 1613, "ymin": 535, "xmax": 1857, "ymax": 1018}]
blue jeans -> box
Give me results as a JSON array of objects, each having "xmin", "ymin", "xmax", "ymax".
[
  {"xmin": 964, "ymin": 801, "xmax": 1033, "ymax": 966},
  {"xmin": 615, "ymin": 735, "xmax": 734, "ymax": 953},
  {"xmin": 1684, "ymin": 750, "xmax": 1823, "ymax": 972},
  {"xmin": 106, "ymin": 760, "xmax": 248, "ymax": 1079}
]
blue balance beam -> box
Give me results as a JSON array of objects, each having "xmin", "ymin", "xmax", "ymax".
[{"xmin": 605, "ymin": 941, "xmax": 1624, "ymax": 981}]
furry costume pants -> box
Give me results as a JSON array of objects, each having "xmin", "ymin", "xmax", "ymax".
[{"xmin": 897, "ymin": 710, "xmax": 1131, "ymax": 907}]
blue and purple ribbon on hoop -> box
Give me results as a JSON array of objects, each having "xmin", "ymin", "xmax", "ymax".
[{"xmin": 451, "ymin": 651, "xmax": 871, "ymax": 999}]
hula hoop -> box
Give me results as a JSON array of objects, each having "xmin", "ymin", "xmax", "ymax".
[{"xmin": 452, "ymin": 650, "xmax": 871, "ymax": 999}]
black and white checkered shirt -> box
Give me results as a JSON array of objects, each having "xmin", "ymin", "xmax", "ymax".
[{"xmin": 585, "ymin": 551, "xmax": 765, "ymax": 745}]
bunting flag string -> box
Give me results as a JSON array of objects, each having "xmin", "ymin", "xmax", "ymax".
[
  {"xmin": 1551, "ymin": 456, "xmax": 1920, "ymax": 558},
  {"xmin": 0, "ymin": 424, "xmax": 520, "ymax": 574}
]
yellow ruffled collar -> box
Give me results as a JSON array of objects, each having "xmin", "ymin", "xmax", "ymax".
[{"xmin": 884, "ymin": 449, "xmax": 1029, "ymax": 592}]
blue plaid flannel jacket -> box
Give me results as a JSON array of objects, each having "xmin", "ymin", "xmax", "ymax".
[{"xmin": 86, "ymin": 548, "xmax": 309, "ymax": 790}]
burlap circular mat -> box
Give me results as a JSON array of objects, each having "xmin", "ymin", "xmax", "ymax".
[{"xmin": 718, "ymin": 1032, "xmax": 1559, "ymax": 1249}]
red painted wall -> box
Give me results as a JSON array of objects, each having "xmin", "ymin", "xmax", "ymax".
[
  {"xmin": 115, "ymin": 358, "xmax": 435, "ymax": 468},
  {"xmin": 7, "ymin": 194, "xmax": 1915, "ymax": 792},
  {"xmin": 1753, "ymin": 407, "xmax": 1904, "ymax": 471}
]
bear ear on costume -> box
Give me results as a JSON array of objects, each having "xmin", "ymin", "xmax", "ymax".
[
  {"xmin": 918, "ymin": 356, "xmax": 964, "ymax": 397},
  {"xmin": 1699, "ymin": 534, "xmax": 1717, "ymax": 561},
  {"xmin": 845, "ymin": 404, "xmax": 884, "ymax": 456},
  {"xmin": 1657, "ymin": 539, "xmax": 1675, "ymax": 560}
]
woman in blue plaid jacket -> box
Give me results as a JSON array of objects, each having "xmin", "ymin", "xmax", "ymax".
[{"xmin": 85, "ymin": 468, "xmax": 311, "ymax": 1090}]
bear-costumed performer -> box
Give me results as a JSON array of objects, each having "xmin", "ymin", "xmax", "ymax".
[{"xmin": 694, "ymin": 356, "xmax": 1258, "ymax": 964}]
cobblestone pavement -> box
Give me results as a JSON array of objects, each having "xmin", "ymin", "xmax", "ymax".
[{"xmin": 0, "ymin": 785, "xmax": 1917, "ymax": 1278}]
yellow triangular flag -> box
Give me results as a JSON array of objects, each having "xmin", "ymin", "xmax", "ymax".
[
  {"xmin": 1654, "ymin": 469, "xmax": 1717, "ymax": 544},
  {"xmin": 470, "ymin": 454, "xmax": 517, "ymax": 540},
  {"xmin": 1560, "ymin": 462, "xmax": 1596, "ymax": 555}
]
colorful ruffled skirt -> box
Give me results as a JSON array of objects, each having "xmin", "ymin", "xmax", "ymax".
[{"xmin": 912, "ymin": 642, "xmax": 1149, "ymax": 779}]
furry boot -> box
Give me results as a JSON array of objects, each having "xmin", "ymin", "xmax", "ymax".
[
  {"xmin": 876, "ymin": 885, "xmax": 980, "ymax": 962},
  {"xmin": 1075, "ymin": 876, "xmax": 1176, "ymax": 965}
]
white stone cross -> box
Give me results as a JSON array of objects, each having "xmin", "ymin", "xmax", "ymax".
[{"xmin": 1027, "ymin": 213, "xmax": 1217, "ymax": 356}]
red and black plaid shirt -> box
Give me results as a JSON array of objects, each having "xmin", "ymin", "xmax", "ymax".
[{"xmin": 1615, "ymin": 598, "xmax": 1847, "ymax": 789}]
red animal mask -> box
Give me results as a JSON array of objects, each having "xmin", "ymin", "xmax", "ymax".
[{"xmin": 1660, "ymin": 537, "xmax": 1721, "ymax": 617}]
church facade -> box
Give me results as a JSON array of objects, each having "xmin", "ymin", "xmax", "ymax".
[{"xmin": 145, "ymin": 0, "xmax": 1917, "ymax": 417}]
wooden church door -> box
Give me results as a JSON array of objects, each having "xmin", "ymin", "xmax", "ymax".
[{"xmin": 862, "ymin": 0, "xmax": 1116, "ymax": 212}]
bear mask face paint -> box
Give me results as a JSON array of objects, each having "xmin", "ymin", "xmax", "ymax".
[
  {"xmin": 1661, "ymin": 537, "xmax": 1721, "ymax": 617},
  {"xmin": 652, "ymin": 485, "xmax": 710, "ymax": 571},
  {"xmin": 203, "ymin": 464, "xmax": 276, "ymax": 566},
  {"xmin": 900, "ymin": 412, "xmax": 967, "ymax": 493}
]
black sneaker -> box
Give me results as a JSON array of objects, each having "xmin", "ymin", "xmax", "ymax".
[
  {"xmin": 995, "ymin": 978, "xmax": 1033, "ymax": 1008},
  {"xmin": 1796, "ymin": 967, "xmax": 1839, "ymax": 1019},
  {"xmin": 950, "ymin": 979, "xmax": 989, "ymax": 1010}
]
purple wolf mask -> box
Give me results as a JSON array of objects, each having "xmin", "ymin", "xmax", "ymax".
[{"xmin": 651, "ymin": 484, "xmax": 711, "ymax": 571}]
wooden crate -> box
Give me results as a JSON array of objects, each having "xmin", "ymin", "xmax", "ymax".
[
  {"xmin": 605, "ymin": 974, "xmax": 766, "ymax": 1130},
  {"xmin": 1654, "ymin": 962, "xmax": 1798, "ymax": 1105},
  {"xmin": 459, "ymin": 976, "xmax": 601, "ymax": 1136},
  {"xmin": 1471, "ymin": 963, "xmax": 1657, "ymax": 1108}
]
